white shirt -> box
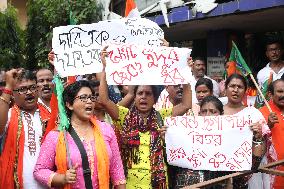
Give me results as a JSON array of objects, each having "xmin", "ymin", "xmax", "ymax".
[
  {"xmin": 38, "ymin": 98, "xmax": 51, "ymax": 113},
  {"xmin": 257, "ymin": 62, "xmax": 284, "ymax": 87},
  {"xmin": 1, "ymin": 109, "xmax": 45, "ymax": 189}
]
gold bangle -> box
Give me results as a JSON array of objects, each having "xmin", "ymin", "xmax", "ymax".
[{"xmin": 0, "ymin": 96, "xmax": 10, "ymax": 105}]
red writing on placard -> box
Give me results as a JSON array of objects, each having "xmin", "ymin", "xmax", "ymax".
[
  {"xmin": 209, "ymin": 152, "xmax": 227, "ymax": 168},
  {"xmin": 187, "ymin": 149, "xmax": 207, "ymax": 168},
  {"xmin": 110, "ymin": 62, "xmax": 143, "ymax": 84},
  {"xmin": 188, "ymin": 131, "xmax": 222, "ymax": 146},
  {"xmin": 169, "ymin": 147, "xmax": 187, "ymax": 162},
  {"xmin": 224, "ymin": 115, "xmax": 253, "ymax": 130},
  {"xmin": 180, "ymin": 116, "xmax": 198, "ymax": 129},
  {"xmin": 203, "ymin": 116, "xmax": 223, "ymax": 131},
  {"xmin": 108, "ymin": 45, "xmax": 137, "ymax": 63}
]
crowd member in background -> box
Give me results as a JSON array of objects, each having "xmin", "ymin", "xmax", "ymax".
[
  {"xmin": 256, "ymin": 39, "xmax": 284, "ymax": 107},
  {"xmin": 36, "ymin": 68, "xmax": 54, "ymax": 113},
  {"xmin": 156, "ymin": 78, "xmax": 213, "ymax": 116},
  {"xmin": 89, "ymin": 80, "xmax": 108, "ymax": 122},
  {"xmin": 257, "ymin": 39, "xmax": 284, "ymax": 89},
  {"xmin": 194, "ymin": 77, "xmax": 214, "ymax": 108},
  {"xmin": 99, "ymin": 48, "xmax": 192, "ymax": 189},
  {"xmin": 156, "ymin": 57, "xmax": 219, "ymax": 108},
  {"xmin": 0, "ymin": 69, "xmax": 50, "ymax": 189},
  {"xmin": 223, "ymin": 74, "xmax": 269, "ymax": 189},
  {"xmin": 34, "ymin": 80, "xmax": 126, "ymax": 189},
  {"xmin": 190, "ymin": 57, "xmax": 220, "ymax": 103},
  {"xmin": 199, "ymin": 95, "xmax": 224, "ymax": 116},
  {"xmin": 260, "ymin": 79, "xmax": 284, "ymax": 189}
]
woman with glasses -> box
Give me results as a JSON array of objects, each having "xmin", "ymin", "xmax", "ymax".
[
  {"xmin": 98, "ymin": 48, "xmax": 192, "ymax": 189},
  {"xmin": 34, "ymin": 80, "xmax": 126, "ymax": 189}
]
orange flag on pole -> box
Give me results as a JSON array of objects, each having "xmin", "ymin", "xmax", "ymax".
[{"xmin": 125, "ymin": 0, "xmax": 140, "ymax": 18}]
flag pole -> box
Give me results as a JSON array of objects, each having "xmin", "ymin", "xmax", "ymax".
[
  {"xmin": 249, "ymin": 73, "xmax": 272, "ymax": 113},
  {"xmin": 230, "ymin": 41, "xmax": 273, "ymax": 113}
]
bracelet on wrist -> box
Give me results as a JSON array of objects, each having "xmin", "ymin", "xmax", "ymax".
[
  {"xmin": 2, "ymin": 88, "xmax": 13, "ymax": 96},
  {"xmin": 0, "ymin": 96, "xmax": 10, "ymax": 105}
]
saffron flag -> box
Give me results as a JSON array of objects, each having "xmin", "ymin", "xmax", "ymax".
[
  {"xmin": 229, "ymin": 41, "xmax": 252, "ymax": 76},
  {"xmin": 125, "ymin": 0, "xmax": 140, "ymax": 18}
]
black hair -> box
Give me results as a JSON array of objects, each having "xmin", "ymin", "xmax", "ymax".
[
  {"xmin": 18, "ymin": 69, "xmax": 37, "ymax": 82},
  {"xmin": 200, "ymin": 96, "xmax": 224, "ymax": 115},
  {"xmin": 36, "ymin": 68, "xmax": 54, "ymax": 76},
  {"xmin": 63, "ymin": 80, "xmax": 95, "ymax": 118},
  {"xmin": 133, "ymin": 85, "xmax": 160, "ymax": 104},
  {"xmin": 225, "ymin": 73, "xmax": 247, "ymax": 91},
  {"xmin": 89, "ymin": 80, "xmax": 100, "ymax": 89},
  {"xmin": 193, "ymin": 56, "xmax": 205, "ymax": 63},
  {"xmin": 269, "ymin": 79, "xmax": 284, "ymax": 95},
  {"xmin": 266, "ymin": 37, "xmax": 283, "ymax": 50},
  {"xmin": 195, "ymin": 78, "xmax": 213, "ymax": 92},
  {"xmin": 86, "ymin": 73, "xmax": 97, "ymax": 81}
]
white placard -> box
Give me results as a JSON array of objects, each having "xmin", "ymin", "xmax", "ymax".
[
  {"xmin": 165, "ymin": 114, "xmax": 254, "ymax": 171},
  {"xmin": 52, "ymin": 18, "xmax": 164, "ymax": 77},
  {"xmin": 105, "ymin": 44, "xmax": 191, "ymax": 85}
]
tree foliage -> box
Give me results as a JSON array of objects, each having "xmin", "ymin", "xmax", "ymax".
[
  {"xmin": 0, "ymin": 5, "xmax": 24, "ymax": 70},
  {"xmin": 26, "ymin": 0, "xmax": 102, "ymax": 69}
]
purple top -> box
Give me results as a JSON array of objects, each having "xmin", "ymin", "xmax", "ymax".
[{"xmin": 34, "ymin": 121, "xmax": 125, "ymax": 188}]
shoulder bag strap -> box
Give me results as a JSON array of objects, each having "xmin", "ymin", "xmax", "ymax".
[{"xmin": 68, "ymin": 126, "xmax": 93, "ymax": 189}]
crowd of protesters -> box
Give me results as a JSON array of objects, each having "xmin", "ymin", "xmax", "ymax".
[{"xmin": 0, "ymin": 38, "xmax": 283, "ymax": 189}]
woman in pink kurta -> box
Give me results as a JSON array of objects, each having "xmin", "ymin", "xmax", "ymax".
[
  {"xmin": 34, "ymin": 121, "xmax": 125, "ymax": 188},
  {"xmin": 33, "ymin": 80, "xmax": 126, "ymax": 189}
]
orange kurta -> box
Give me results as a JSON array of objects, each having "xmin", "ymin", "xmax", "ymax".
[{"xmin": 260, "ymin": 100, "xmax": 284, "ymax": 188}]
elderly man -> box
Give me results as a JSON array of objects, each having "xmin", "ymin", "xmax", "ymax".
[
  {"xmin": 0, "ymin": 69, "xmax": 50, "ymax": 189},
  {"xmin": 260, "ymin": 79, "xmax": 284, "ymax": 189}
]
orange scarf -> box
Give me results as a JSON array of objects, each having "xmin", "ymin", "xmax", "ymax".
[
  {"xmin": 0, "ymin": 105, "xmax": 50, "ymax": 189},
  {"xmin": 55, "ymin": 117, "xmax": 109, "ymax": 189},
  {"xmin": 42, "ymin": 93, "xmax": 58, "ymax": 142}
]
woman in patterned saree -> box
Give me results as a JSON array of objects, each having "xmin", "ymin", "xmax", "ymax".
[{"xmin": 98, "ymin": 48, "xmax": 192, "ymax": 189}]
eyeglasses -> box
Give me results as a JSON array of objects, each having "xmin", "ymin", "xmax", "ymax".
[
  {"xmin": 13, "ymin": 84, "xmax": 38, "ymax": 94},
  {"xmin": 74, "ymin": 94, "xmax": 98, "ymax": 102},
  {"xmin": 267, "ymin": 48, "xmax": 281, "ymax": 53}
]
